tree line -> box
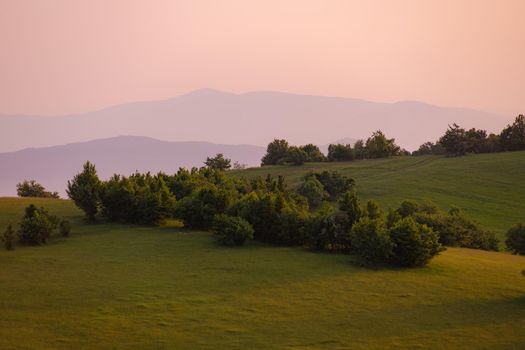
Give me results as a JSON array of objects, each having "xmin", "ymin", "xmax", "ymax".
[{"xmin": 414, "ymin": 114, "xmax": 525, "ymax": 157}]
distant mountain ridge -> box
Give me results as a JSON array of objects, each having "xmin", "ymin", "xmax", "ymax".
[
  {"xmin": 0, "ymin": 136, "xmax": 265, "ymax": 196},
  {"xmin": 0, "ymin": 89, "xmax": 506, "ymax": 152}
]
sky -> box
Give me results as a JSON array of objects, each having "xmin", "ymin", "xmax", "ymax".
[{"xmin": 0, "ymin": 0, "xmax": 524, "ymax": 116}]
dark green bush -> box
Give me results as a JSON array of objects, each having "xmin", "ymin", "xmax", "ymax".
[
  {"xmin": 18, "ymin": 205, "xmax": 58, "ymax": 245},
  {"xmin": 213, "ymin": 214, "xmax": 254, "ymax": 246},
  {"xmin": 67, "ymin": 161, "xmax": 102, "ymax": 221},
  {"xmin": 388, "ymin": 217, "xmax": 443, "ymax": 267},
  {"xmin": 349, "ymin": 218, "xmax": 392, "ymax": 265},
  {"xmin": 296, "ymin": 177, "xmax": 326, "ymax": 207},
  {"xmin": 2, "ymin": 224, "xmax": 16, "ymax": 250},
  {"xmin": 59, "ymin": 220, "xmax": 71, "ymax": 237},
  {"xmin": 506, "ymin": 223, "xmax": 525, "ymax": 255},
  {"xmin": 16, "ymin": 180, "xmax": 59, "ymax": 198}
]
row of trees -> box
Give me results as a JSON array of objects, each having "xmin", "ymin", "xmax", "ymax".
[
  {"xmin": 64, "ymin": 160, "xmax": 506, "ymax": 267},
  {"xmin": 16, "ymin": 180, "xmax": 59, "ymax": 199},
  {"xmin": 414, "ymin": 115, "xmax": 525, "ymax": 157},
  {"xmin": 261, "ymin": 131, "xmax": 406, "ymax": 166}
]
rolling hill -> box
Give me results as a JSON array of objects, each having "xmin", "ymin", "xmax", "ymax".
[
  {"xmin": 0, "ymin": 136, "xmax": 265, "ymax": 196},
  {"xmin": 0, "ymin": 89, "xmax": 507, "ymax": 153}
]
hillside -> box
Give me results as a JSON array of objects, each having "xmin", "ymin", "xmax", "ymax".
[
  {"xmin": 0, "ymin": 136, "xmax": 265, "ymax": 196},
  {"xmin": 233, "ymin": 151, "xmax": 525, "ymax": 238},
  {"xmin": 1, "ymin": 197, "xmax": 525, "ymax": 349},
  {"xmin": 0, "ymin": 89, "xmax": 506, "ymax": 152}
]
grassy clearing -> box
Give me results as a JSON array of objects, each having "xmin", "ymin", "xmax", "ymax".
[
  {"xmin": 234, "ymin": 151, "xmax": 525, "ymax": 239},
  {"xmin": 1, "ymin": 198, "xmax": 525, "ymax": 349}
]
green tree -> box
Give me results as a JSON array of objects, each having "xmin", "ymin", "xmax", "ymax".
[
  {"xmin": 17, "ymin": 205, "xmax": 58, "ymax": 245},
  {"xmin": 261, "ymin": 139, "xmax": 289, "ymax": 165},
  {"xmin": 388, "ymin": 217, "xmax": 443, "ymax": 267},
  {"xmin": 349, "ymin": 217, "xmax": 392, "ymax": 265},
  {"xmin": 365, "ymin": 131, "xmax": 400, "ymax": 158},
  {"xmin": 327, "ymin": 144, "xmax": 355, "ymax": 161},
  {"xmin": 300, "ymin": 144, "xmax": 326, "ymax": 162},
  {"xmin": 16, "ymin": 180, "xmax": 59, "ymax": 198},
  {"xmin": 67, "ymin": 161, "xmax": 102, "ymax": 221},
  {"xmin": 286, "ymin": 146, "xmax": 308, "ymax": 165},
  {"xmin": 500, "ymin": 115, "xmax": 525, "ymax": 151},
  {"xmin": 439, "ymin": 124, "xmax": 467, "ymax": 156},
  {"xmin": 506, "ymin": 223, "xmax": 525, "ymax": 255},
  {"xmin": 296, "ymin": 176, "xmax": 326, "ymax": 207},
  {"xmin": 213, "ymin": 214, "xmax": 254, "ymax": 246},
  {"xmin": 204, "ymin": 153, "xmax": 232, "ymax": 171}
]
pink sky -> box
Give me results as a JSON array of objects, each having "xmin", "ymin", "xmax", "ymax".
[{"xmin": 0, "ymin": 0, "xmax": 523, "ymax": 116}]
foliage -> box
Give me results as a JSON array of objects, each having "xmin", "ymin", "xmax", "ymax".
[
  {"xmin": 388, "ymin": 217, "xmax": 443, "ymax": 267},
  {"xmin": 300, "ymin": 144, "xmax": 326, "ymax": 162},
  {"xmin": 500, "ymin": 115, "xmax": 525, "ymax": 152},
  {"xmin": 17, "ymin": 204, "xmax": 58, "ymax": 245},
  {"xmin": 365, "ymin": 131, "xmax": 400, "ymax": 158},
  {"xmin": 205, "ymin": 153, "xmax": 231, "ymax": 171},
  {"xmin": 261, "ymin": 139, "xmax": 289, "ymax": 165},
  {"xmin": 101, "ymin": 172, "xmax": 176, "ymax": 225},
  {"xmin": 59, "ymin": 220, "xmax": 72, "ymax": 237},
  {"xmin": 505, "ymin": 223, "xmax": 525, "ymax": 255},
  {"xmin": 2, "ymin": 224, "xmax": 16, "ymax": 250},
  {"xmin": 338, "ymin": 189, "xmax": 362, "ymax": 230},
  {"xmin": 349, "ymin": 217, "xmax": 392, "ymax": 265},
  {"xmin": 412, "ymin": 142, "xmax": 445, "ymax": 156},
  {"xmin": 364, "ymin": 200, "xmax": 382, "ymax": 220},
  {"xmin": 296, "ymin": 176, "xmax": 326, "ymax": 207},
  {"xmin": 67, "ymin": 161, "xmax": 102, "ymax": 221},
  {"xmin": 307, "ymin": 170, "xmax": 354, "ymax": 201},
  {"xmin": 285, "ymin": 146, "xmax": 308, "ymax": 165},
  {"xmin": 327, "ymin": 143, "xmax": 355, "ymax": 161},
  {"xmin": 213, "ymin": 214, "xmax": 254, "ymax": 246},
  {"xmin": 16, "ymin": 180, "xmax": 59, "ymax": 198}
]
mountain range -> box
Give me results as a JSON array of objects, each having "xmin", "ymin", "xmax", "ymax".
[{"xmin": 0, "ymin": 89, "xmax": 507, "ymax": 153}]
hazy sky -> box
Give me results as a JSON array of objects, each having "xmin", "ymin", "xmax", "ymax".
[{"xmin": 1, "ymin": 0, "xmax": 523, "ymax": 116}]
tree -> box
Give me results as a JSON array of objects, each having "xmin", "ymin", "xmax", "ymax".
[
  {"xmin": 500, "ymin": 115, "xmax": 525, "ymax": 151},
  {"xmin": 204, "ymin": 153, "xmax": 231, "ymax": 171},
  {"xmin": 2, "ymin": 224, "xmax": 16, "ymax": 250},
  {"xmin": 506, "ymin": 223, "xmax": 525, "ymax": 255},
  {"xmin": 296, "ymin": 176, "xmax": 326, "ymax": 207},
  {"xmin": 213, "ymin": 214, "xmax": 254, "ymax": 246},
  {"xmin": 59, "ymin": 220, "xmax": 71, "ymax": 237},
  {"xmin": 412, "ymin": 142, "xmax": 444, "ymax": 156},
  {"xmin": 353, "ymin": 139, "xmax": 367, "ymax": 159},
  {"xmin": 300, "ymin": 144, "xmax": 326, "ymax": 162},
  {"xmin": 16, "ymin": 180, "xmax": 59, "ymax": 198},
  {"xmin": 309, "ymin": 171, "xmax": 354, "ymax": 201},
  {"xmin": 286, "ymin": 146, "xmax": 308, "ymax": 165},
  {"xmin": 338, "ymin": 189, "xmax": 362, "ymax": 228},
  {"xmin": 349, "ymin": 217, "xmax": 392, "ymax": 265},
  {"xmin": 67, "ymin": 161, "xmax": 102, "ymax": 221},
  {"xmin": 439, "ymin": 124, "xmax": 467, "ymax": 156},
  {"xmin": 327, "ymin": 144, "xmax": 355, "ymax": 161},
  {"xmin": 365, "ymin": 131, "xmax": 400, "ymax": 158},
  {"xmin": 261, "ymin": 139, "xmax": 289, "ymax": 165},
  {"xmin": 17, "ymin": 204, "xmax": 58, "ymax": 245},
  {"xmin": 364, "ymin": 200, "xmax": 382, "ymax": 220},
  {"xmin": 388, "ymin": 217, "xmax": 443, "ymax": 267}
]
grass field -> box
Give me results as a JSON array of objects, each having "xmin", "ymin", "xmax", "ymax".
[
  {"xmin": 1, "ymin": 197, "xmax": 525, "ymax": 349},
  {"xmin": 2, "ymin": 152, "xmax": 525, "ymax": 349},
  {"xmin": 234, "ymin": 151, "xmax": 525, "ymax": 239}
]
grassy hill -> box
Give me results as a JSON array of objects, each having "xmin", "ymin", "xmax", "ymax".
[
  {"xmin": 234, "ymin": 151, "xmax": 525, "ymax": 239},
  {"xmin": 1, "ymin": 152, "xmax": 525, "ymax": 349},
  {"xmin": 1, "ymin": 197, "xmax": 525, "ymax": 349}
]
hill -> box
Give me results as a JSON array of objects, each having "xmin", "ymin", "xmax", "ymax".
[
  {"xmin": 232, "ymin": 151, "xmax": 525, "ymax": 239},
  {"xmin": 0, "ymin": 89, "xmax": 506, "ymax": 152},
  {"xmin": 0, "ymin": 136, "xmax": 265, "ymax": 196},
  {"xmin": 1, "ymin": 197, "xmax": 525, "ymax": 349}
]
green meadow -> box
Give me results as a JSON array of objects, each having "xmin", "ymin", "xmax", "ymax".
[{"xmin": 1, "ymin": 152, "xmax": 525, "ymax": 349}]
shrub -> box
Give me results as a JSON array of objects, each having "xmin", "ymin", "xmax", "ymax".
[
  {"xmin": 2, "ymin": 224, "xmax": 16, "ymax": 250},
  {"xmin": 67, "ymin": 161, "xmax": 102, "ymax": 221},
  {"xmin": 364, "ymin": 200, "xmax": 382, "ymax": 220},
  {"xmin": 388, "ymin": 217, "xmax": 443, "ymax": 267},
  {"xmin": 506, "ymin": 223, "xmax": 525, "ymax": 255},
  {"xmin": 261, "ymin": 139, "xmax": 289, "ymax": 165},
  {"xmin": 349, "ymin": 218, "xmax": 392, "ymax": 265},
  {"xmin": 327, "ymin": 144, "xmax": 355, "ymax": 161},
  {"xmin": 205, "ymin": 153, "xmax": 231, "ymax": 171},
  {"xmin": 309, "ymin": 171, "xmax": 354, "ymax": 201},
  {"xmin": 59, "ymin": 220, "xmax": 71, "ymax": 237},
  {"xmin": 286, "ymin": 146, "xmax": 308, "ymax": 165},
  {"xmin": 16, "ymin": 180, "xmax": 59, "ymax": 198},
  {"xmin": 213, "ymin": 214, "xmax": 254, "ymax": 246},
  {"xmin": 338, "ymin": 189, "xmax": 362, "ymax": 230},
  {"xmin": 18, "ymin": 205, "xmax": 58, "ymax": 245},
  {"xmin": 300, "ymin": 144, "xmax": 326, "ymax": 162},
  {"xmin": 296, "ymin": 177, "xmax": 326, "ymax": 207}
]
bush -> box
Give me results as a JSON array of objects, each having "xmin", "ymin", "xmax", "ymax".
[
  {"xmin": 364, "ymin": 200, "xmax": 382, "ymax": 220},
  {"xmin": 205, "ymin": 153, "xmax": 231, "ymax": 171},
  {"xmin": 327, "ymin": 144, "xmax": 355, "ymax": 161},
  {"xmin": 349, "ymin": 218, "xmax": 392, "ymax": 265},
  {"xmin": 286, "ymin": 146, "xmax": 308, "ymax": 165},
  {"xmin": 59, "ymin": 220, "xmax": 71, "ymax": 237},
  {"xmin": 18, "ymin": 205, "xmax": 58, "ymax": 245},
  {"xmin": 2, "ymin": 224, "xmax": 16, "ymax": 250},
  {"xmin": 213, "ymin": 214, "xmax": 254, "ymax": 246},
  {"xmin": 388, "ymin": 217, "xmax": 443, "ymax": 267},
  {"xmin": 506, "ymin": 223, "xmax": 525, "ymax": 255},
  {"xmin": 261, "ymin": 139, "xmax": 289, "ymax": 165},
  {"xmin": 16, "ymin": 180, "xmax": 59, "ymax": 198},
  {"xmin": 67, "ymin": 161, "xmax": 102, "ymax": 221},
  {"xmin": 296, "ymin": 177, "xmax": 326, "ymax": 207},
  {"xmin": 309, "ymin": 171, "xmax": 354, "ymax": 201}
]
